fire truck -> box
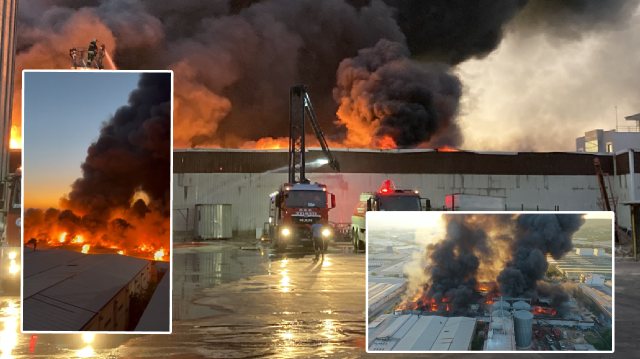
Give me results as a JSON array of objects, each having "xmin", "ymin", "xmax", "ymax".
[
  {"xmin": 351, "ymin": 180, "xmax": 429, "ymax": 251},
  {"xmin": 268, "ymin": 85, "xmax": 340, "ymax": 253},
  {"xmin": 1, "ymin": 166, "xmax": 21, "ymax": 294}
]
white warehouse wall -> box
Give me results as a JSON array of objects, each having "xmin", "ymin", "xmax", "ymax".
[{"xmin": 173, "ymin": 172, "xmax": 637, "ymax": 236}]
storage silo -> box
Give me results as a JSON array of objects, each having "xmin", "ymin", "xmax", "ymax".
[
  {"xmin": 492, "ymin": 301, "xmax": 511, "ymax": 311},
  {"xmin": 513, "ymin": 310, "xmax": 534, "ymax": 349},
  {"xmin": 513, "ymin": 301, "xmax": 530, "ymax": 311},
  {"xmin": 492, "ymin": 310, "xmax": 511, "ymax": 317}
]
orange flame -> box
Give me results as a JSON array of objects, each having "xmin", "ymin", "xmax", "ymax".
[
  {"xmin": 438, "ymin": 146, "xmax": 459, "ymax": 152},
  {"xmin": 9, "ymin": 126, "xmax": 21, "ymax": 149},
  {"xmin": 59, "ymin": 232, "xmax": 67, "ymax": 243},
  {"xmin": 118, "ymin": 250, "xmax": 124, "ymax": 255},
  {"xmin": 377, "ymin": 136, "xmax": 396, "ymax": 150},
  {"xmin": 71, "ymin": 235, "xmax": 84, "ymax": 244},
  {"xmin": 81, "ymin": 244, "xmax": 90, "ymax": 254}
]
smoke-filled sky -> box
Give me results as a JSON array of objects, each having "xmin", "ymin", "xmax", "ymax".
[
  {"xmin": 24, "ymin": 72, "xmax": 140, "ymax": 208},
  {"xmin": 13, "ymin": 0, "xmax": 640, "ymax": 151}
]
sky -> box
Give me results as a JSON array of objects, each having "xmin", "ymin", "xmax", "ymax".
[{"xmin": 23, "ymin": 72, "xmax": 141, "ymax": 209}]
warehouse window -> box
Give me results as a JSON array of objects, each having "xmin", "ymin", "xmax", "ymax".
[
  {"xmin": 104, "ymin": 318, "xmax": 112, "ymax": 328},
  {"xmin": 606, "ymin": 142, "xmax": 613, "ymax": 153}
]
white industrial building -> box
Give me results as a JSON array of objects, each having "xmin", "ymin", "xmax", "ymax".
[
  {"xmin": 548, "ymin": 251, "xmax": 613, "ymax": 280},
  {"xmin": 23, "ymin": 248, "xmax": 153, "ymax": 331},
  {"xmin": 368, "ymin": 277, "xmax": 407, "ymax": 314},
  {"xmin": 172, "ymin": 149, "xmax": 639, "ymax": 238},
  {"xmin": 368, "ymin": 315, "xmax": 476, "ymax": 351}
]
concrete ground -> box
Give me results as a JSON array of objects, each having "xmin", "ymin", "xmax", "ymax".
[{"xmin": 0, "ymin": 240, "xmax": 639, "ymax": 358}]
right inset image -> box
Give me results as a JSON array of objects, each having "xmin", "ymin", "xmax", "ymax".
[{"xmin": 367, "ymin": 212, "xmax": 613, "ymax": 353}]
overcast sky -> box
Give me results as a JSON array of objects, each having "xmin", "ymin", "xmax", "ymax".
[{"xmin": 23, "ymin": 71, "xmax": 140, "ymax": 209}]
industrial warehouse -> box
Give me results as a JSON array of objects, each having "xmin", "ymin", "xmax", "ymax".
[
  {"xmin": 22, "ymin": 248, "xmax": 168, "ymax": 331},
  {"xmin": 369, "ymin": 298, "xmax": 600, "ymax": 352},
  {"xmin": 548, "ymin": 249, "xmax": 613, "ymax": 280},
  {"xmin": 172, "ymin": 149, "xmax": 638, "ymax": 240}
]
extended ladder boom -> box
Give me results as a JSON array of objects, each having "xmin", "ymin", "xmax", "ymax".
[{"xmin": 288, "ymin": 84, "xmax": 340, "ymax": 184}]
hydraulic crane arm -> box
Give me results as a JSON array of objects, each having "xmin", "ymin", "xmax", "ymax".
[{"xmin": 288, "ymin": 84, "xmax": 340, "ymax": 184}]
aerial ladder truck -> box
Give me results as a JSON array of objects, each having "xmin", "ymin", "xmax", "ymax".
[{"xmin": 268, "ymin": 85, "xmax": 340, "ymax": 253}]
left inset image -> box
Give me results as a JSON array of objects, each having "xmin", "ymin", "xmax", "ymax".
[{"xmin": 21, "ymin": 71, "xmax": 172, "ymax": 333}]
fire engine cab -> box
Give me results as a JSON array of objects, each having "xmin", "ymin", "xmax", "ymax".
[
  {"xmin": 351, "ymin": 180, "xmax": 429, "ymax": 251},
  {"xmin": 269, "ymin": 182, "xmax": 336, "ymax": 252}
]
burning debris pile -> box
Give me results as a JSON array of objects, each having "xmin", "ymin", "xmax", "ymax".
[
  {"xmin": 14, "ymin": 0, "xmax": 635, "ymax": 150},
  {"xmin": 397, "ymin": 214, "xmax": 585, "ymax": 317},
  {"xmin": 24, "ymin": 73, "xmax": 171, "ymax": 261}
]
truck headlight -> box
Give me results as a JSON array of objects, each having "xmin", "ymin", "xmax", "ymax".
[
  {"xmin": 9, "ymin": 260, "xmax": 19, "ymax": 274},
  {"xmin": 16, "ymin": 218, "xmax": 21, "ymax": 227},
  {"xmin": 8, "ymin": 252, "xmax": 16, "ymax": 260},
  {"xmin": 322, "ymin": 229, "xmax": 330, "ymax": 237},
  {"xmin": 282, "ymin": 228, "xmax": 291, "ymax": 236}
]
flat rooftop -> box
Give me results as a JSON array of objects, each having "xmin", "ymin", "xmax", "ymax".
[
  {"xmin": 548, "ymin": 253, "xmax": 612, "ymax": 274},
  {"xmin": 135, "ymin": 270, "xmax": 171, "ymax": 332},
  {"xmin": 368, "ymin": 315, "xmax": 476, "ymax": 351},
  {"xmin": 578, "ymin": 284, "xmax": 612, "ymax": 317},
  {"xmin": 23, "ymin": 249, "xmax": 150, "ymax": 331}
]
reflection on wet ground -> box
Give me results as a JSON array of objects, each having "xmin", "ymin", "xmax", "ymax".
[
  {"xmin": 3, "ymin": 240, "xmax": 639, "ymax": 358},
  {"xmin": 163, "ymin": 240, "xmax": 367, "ymax": 358}
]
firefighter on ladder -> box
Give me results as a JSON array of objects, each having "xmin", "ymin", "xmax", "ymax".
[{"xmin": 87, "ymin": 39, "xmax": 98, "ymax": 67}]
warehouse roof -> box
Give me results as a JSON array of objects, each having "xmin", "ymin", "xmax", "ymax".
[
  {"xmin": 578, "ymin": 284, "xmax": 612, "ymax": 317},
  {"xmin": 135, "ymin": 270, "xmax": 171, "ymax": 332},
  {"xmin": 23, "ymin": 249, "xmax": 150, "ymax": 331},
  {"xmin": 173, "ymin": 149, "xmax": 639, "ymax": 175},
  {"xmin": 368, "ymin": 315, "xmax": 476, "ymax": 352}
]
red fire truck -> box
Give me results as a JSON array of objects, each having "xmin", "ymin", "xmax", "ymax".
[
  {"xmin": 350, "ymin": 180, "xmax": 429, "ymax": 251},
  {"xmin": 268, "ymin": 85, "xmax": 339, "ymax": 253},
  {"xmin": 1, "ymin": 166, "xmax": 22, "ymax": 294}
]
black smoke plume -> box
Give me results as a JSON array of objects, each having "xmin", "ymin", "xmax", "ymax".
[
  {"xmin": 422, "ymin": 214, "xmax": 492, "ymax": 314},
  {"xmin": 497, "ymin": 214, "xmax": 585, "ymax": 299},
  {"xmin": 24, "ymin": 73, "xmax": 171, "ymax": 256},
  {"xmin": 333, "ymin": 40, "xmax": 462, "ymax": 148},
  {"xmin": 14, "ymin": 0, "xmax": 638, "ymax": 149},
  {"xmin": 62, "ymin": 72, "xmax": 171, "ymax": 222}
]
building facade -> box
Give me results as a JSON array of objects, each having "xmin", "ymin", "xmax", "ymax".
[{"xmin": 173, "ymin": 149, "xmax": 640, "ymax": 237}]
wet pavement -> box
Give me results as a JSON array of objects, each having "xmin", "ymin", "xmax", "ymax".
[{"xmin": 1, "ymin": 241, "xmax": 639, "ymax": 358}]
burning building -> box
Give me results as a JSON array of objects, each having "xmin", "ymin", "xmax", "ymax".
[
  {"xmin": 23, "ymin": 72, "xmax": 171, "ymax": 261},
  {"xmin": 392, "ymin": 213, "xmax": 588, "ymax": 321}
]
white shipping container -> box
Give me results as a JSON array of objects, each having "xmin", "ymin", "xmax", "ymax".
[
  {"xmin": 195, "ymin": 204, "xmax": 233, "ymax": 239},
  {"xmin": 445, "ymin": 194, "xmax": 506, "ymax": 211}
]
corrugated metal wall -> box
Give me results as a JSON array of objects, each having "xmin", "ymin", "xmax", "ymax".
[
  {"xmin": 173, "ymin": 172, "xmax": 639, "ymax": 235},
  {"xmin": 172, "ymin": 150, "xmax": 639, "ymax": 236},
  {"xmin": 174, "ymin": 149, "xmax": 624, "ymax": 175}
]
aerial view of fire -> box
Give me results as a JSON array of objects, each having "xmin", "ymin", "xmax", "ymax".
[
  {"xmin": 23, "ymin": 72, "xmax": 171, "ymax": 261},
  {"xmin": 396, "ymin": 214, "xmax": 586, "ymax": 317}
]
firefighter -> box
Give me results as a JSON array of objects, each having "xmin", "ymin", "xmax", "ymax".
[
  {"xmin": 311, "ymin": 222, "xmax": 325, "ymax": 261},
  {"xmin": 87, "ymin": 39, "xmax": 98, "ymax": 67},
  {"xmin": 69, "ymin": 48, "xmax": 77, "ymax": 68}
]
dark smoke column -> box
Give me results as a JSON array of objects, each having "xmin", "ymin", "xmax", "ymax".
[
  {"xmin": 334, "ymin": 39, "xmax": 462, "ymax": 148},
  {"xmin": 497, "ymin": 214, "xmax": 585, "ymax": 299},
  {"xmin": 62, "ymin": 72, "xmax": 172, "ymax": 226},
  {"xmin": 423, "ymin": 214, "xmax": 492, "ymax": 314}
]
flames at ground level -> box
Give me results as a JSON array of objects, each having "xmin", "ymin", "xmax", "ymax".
[
  {"xmin": 26, "ymin": 231, "xmax": 168, "ymax": 262},
  {"xmin": 396, "ymin": 282, "xmax": 558, "ymax": 317}
]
